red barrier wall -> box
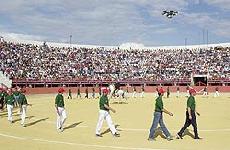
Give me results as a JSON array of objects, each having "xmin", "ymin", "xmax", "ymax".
[{"xmin": 25, "ymin": 86, "xmax": 230, "ymax": 94}]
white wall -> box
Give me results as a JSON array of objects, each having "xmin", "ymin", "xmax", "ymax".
[{"xmin": 0, "ymin": 71, "xmax": 12, "ymax": 88}]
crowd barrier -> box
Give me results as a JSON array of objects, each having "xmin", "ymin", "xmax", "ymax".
[{"xmin": 24, "ymin": 86, "xmax": 229, "ymax": 94}]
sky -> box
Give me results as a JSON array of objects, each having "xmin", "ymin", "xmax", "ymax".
[{"xmin": 0, "ymin": 0, "xmax": 230, "ymax": 46}]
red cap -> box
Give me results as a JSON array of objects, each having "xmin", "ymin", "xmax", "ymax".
[
  {"xmin": 158, "ymin": 88, "xmax": 165, "ymax": 94},
  {"xmin": 102, "ymin": 88, "xmax": 109, "ymax": 94},
  {"xmin": 189, "ymin": 88, "xmax": 196, "ymax": 94},
  {"xmin": 58, "ymin": 88, "xmax": 65, "ymax": 93}
]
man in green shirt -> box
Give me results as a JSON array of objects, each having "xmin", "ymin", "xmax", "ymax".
[
  {"xmin": 148, "ymin": 88, "xmax": 173, "ymax": 141},
  {"xmin": 5, "ymin": 89, "xmax": 14, "ymax": 123},
  {"xmin": 55, "ymin": 88, "xmax": 67, "ymax": 132},
  {"xmin": 13, "ymin": 87, "xmax": 20, "ymax": 107},
  {"xmin": 0, "ymin": 88, "xmax": 6, "ymax": 111},
  {"xmin": 177, "ymin": 88, "xmax": 201, "ymax": 139},
  {"xmin": 95, "ymin": 88, "xmax": 120, "ymax": 137},
  {"xmin": 18, "ymin": 88, "xmax": 32, "ymax": 127}
]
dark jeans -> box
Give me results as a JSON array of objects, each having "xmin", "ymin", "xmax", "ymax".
[
  {"xmin": 149, "ymin": 111, "xmax": 171, "ymax": 139},
  {"xmin": 178, "ymin": 111, "xmax": 199, "ymax": 138}
]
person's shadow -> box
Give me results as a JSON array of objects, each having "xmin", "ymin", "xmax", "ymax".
[
  {"xmin": 112, "ymin": 102, "xmax": 128, "ymax": 104},
  {"xmin": 63, "ymin": 121, "xmax": 83, "ymax": 130},
  {"xmin": 182, "ymin": 129, "xmax": 195, "ymax": 139},
  {"xmin": 1, "ymin": 111, "xmax": 17, "ymax": 117},
  {"xmin": 12, "ymin": 116, "xmax": 35, "ymax": 123},
  {"xmin": 101, "ymin": 124, "xmax": 121, "ymax": 135},
  {"xmin": 154, "ymin": 127, "xmax": 167, "ymax": 139},
  {"xmin": 25, "ymin": 117, "xmax": 49, "ymax": 127}
]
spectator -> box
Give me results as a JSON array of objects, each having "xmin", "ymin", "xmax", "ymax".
[{"xmin": 0, "ymin": 40, "xmax": 229, "ymax": 82}]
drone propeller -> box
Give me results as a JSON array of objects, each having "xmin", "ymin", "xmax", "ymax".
[{"xmin": 162, "ymin": 10, "xmax": 178, "ymax": 18}]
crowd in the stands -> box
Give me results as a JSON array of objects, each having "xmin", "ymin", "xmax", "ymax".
[{"xmin": 0, "ymin": 40, "xmax": 229, "ymax": 81}]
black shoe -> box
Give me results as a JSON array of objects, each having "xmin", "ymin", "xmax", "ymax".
[
  {"xmin": 113, "ymin": 133, "xmax": 120, "ymax": 137},
  {"xmin": 96, "ymin": 134, "xmax": 103, "ymax": 137},
  {"xmin": 176, "ymin": 134, "xmax": 183, "ymax": 139}
]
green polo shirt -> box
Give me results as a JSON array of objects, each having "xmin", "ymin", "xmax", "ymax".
[
  {"xmin": 187, "ymin": 96, "xmax": 196, "ymax": 111},
  {"xmin": 99, "ymin": 95, "xmax": 109, "ymax": 111},
  {"xmin": 5, "ymin": 94, "xmax": 14, "ymax": 105},
  {"xmin": 18, "ymin": 93, "xmax": 28, "ymax": 105},
  {"xmin": 55, "ymin": 94, "xmax": 64, "ymax": 107},
  {"xmin": 13, "ymin": 91, "xmax": 20, "ymax": 96},
  {"xmin": 0, "ymin": 92, "xmax": 6, "ymax": 99},
  {"xmin": 155, "ymin": 96, "xmax": 163, "ymax": 112}
]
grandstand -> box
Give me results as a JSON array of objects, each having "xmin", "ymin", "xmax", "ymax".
[{"xmin": 0, "ymin": 36, "xmax": 229, "ymax": 90}]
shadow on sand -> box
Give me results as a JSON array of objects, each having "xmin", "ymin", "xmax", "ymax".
[
  {"xmin": 101, "ymin": 124, "xmax": 121, "ymax": 135},
  {"xmin": 63, "ymin": 121, "xmax": 83, "ymax": 130}
]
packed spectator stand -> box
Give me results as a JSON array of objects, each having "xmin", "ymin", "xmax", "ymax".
[{"xmin": 0, "ymin": 39, "xmax": 229, "ymax": 87}]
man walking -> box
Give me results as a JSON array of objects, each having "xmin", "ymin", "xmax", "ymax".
[
  {"xmin": 85, "ymin": 87, "xmax": 89, "ymax": 99},
  {"xmin": 92, "ymin": 87, "xmax": 95, "ymax": 99},
  {"xmin": 55, "ymin": 88, "xmax": 67, "ymax": 132},
  {"xmin": 148, "ymin": 88, "xmax": 173, "ymax": 141},
  {"xmin": 0, "ymin": 88, "xmax": 6, "ymax": 112},
  {"xmin": 18, "ymin": 88, "xmax": 32, "ymax": 127},
  {"xmin": 5, "ymin": 89, "xmax": 14, "ymax": 123},
  {"xmin": 214, "ymin": 87, "xmax": 220, "ymax": 97},
  {"xmin": 77, "ymin": 87, "xmax": 81, "ymax": 98},
  {"xmin": 95, "ymin": 89, "xmax": 120, "ymax": 137},
  {"xmin": 166, "ymin": 87, "xmax": 170, "ymax": 98},
  {"xmin": 176, "ymin": 86, "xmax": 180, "ymax": 98},
  {"xmin": 67, "ymin": 89, "xmax": 72, "ymax": 99},
  {"xmin": 176, "ymin": 88, "xmax": 201, "ymax": 139}
]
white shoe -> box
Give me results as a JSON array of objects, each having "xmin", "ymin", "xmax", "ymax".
[
  {"xmin": 58, "ymin": 127, "xmax": 64, "ymax": 132},
  {"xmin": 21, "ymin": 122, "xmax": 25, "ymax": 127},
  {"xmin": 167, "ymin": 136, "xmax": 173, "ymax": 141}
]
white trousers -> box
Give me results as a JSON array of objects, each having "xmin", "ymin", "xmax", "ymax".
[
  {"xmin": 95, "ymin": 110, "xmax": 117, "ymax": 135},
  {"xmin": 56, "ymin": 107, "xmax": 67, "ymax": 129},
  {"xmin": 132, "ymin": 92, "xmax": 137, "ymax": 98},
  {"xmin": 177, "ymin": 91, "xmax": 180, "ymax": 97},
  {"xmin": 203, "ymin": 92, "xmax": 208, "ymax": 96},
  {"xmin": 7, "ymin": 104, "xmax": 13, "ymax": 122},
  {"xmin": 140, "ymin": 92, "xmax": 144, "ymax": 98},
  {"xmin": 186, "ymin": 90, "xmax": 190, "ymax": 97},
  {"xmin": 21, "ymin": 105, "xmax": 27, "ymax": 125},
  {"xmin": 117, "ymin": 90, "xmax": 124, "ymax": 99},
  {"xmin": 214, "ymin": 91, "xmax": 220, "ymax": 97}
]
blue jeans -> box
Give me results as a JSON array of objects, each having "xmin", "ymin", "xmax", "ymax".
[{"xmin": 149, "ymin": 111, "xmax": 171, "ymax": 139}]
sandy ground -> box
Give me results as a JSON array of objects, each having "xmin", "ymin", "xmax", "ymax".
[{"xmin": 0, "ymin": 92, "xmax": 230, "ymax": 150}]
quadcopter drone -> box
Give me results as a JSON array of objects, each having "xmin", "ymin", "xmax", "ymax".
[{"xmin": 162, "ymin": 10, "xmax": 178, "ymax": 19}]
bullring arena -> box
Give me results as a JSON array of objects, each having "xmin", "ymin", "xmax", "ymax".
[
  {"xmin": 0, "ymin": 2, "xmax": 230, "ymax": 148},
  {"xmin": 1, "ymin": 73, "xmax": 230, "ymax": 150},
  {"xmin": 0, "ymin": 88, "xmax": 230, "ymax": 150}
]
